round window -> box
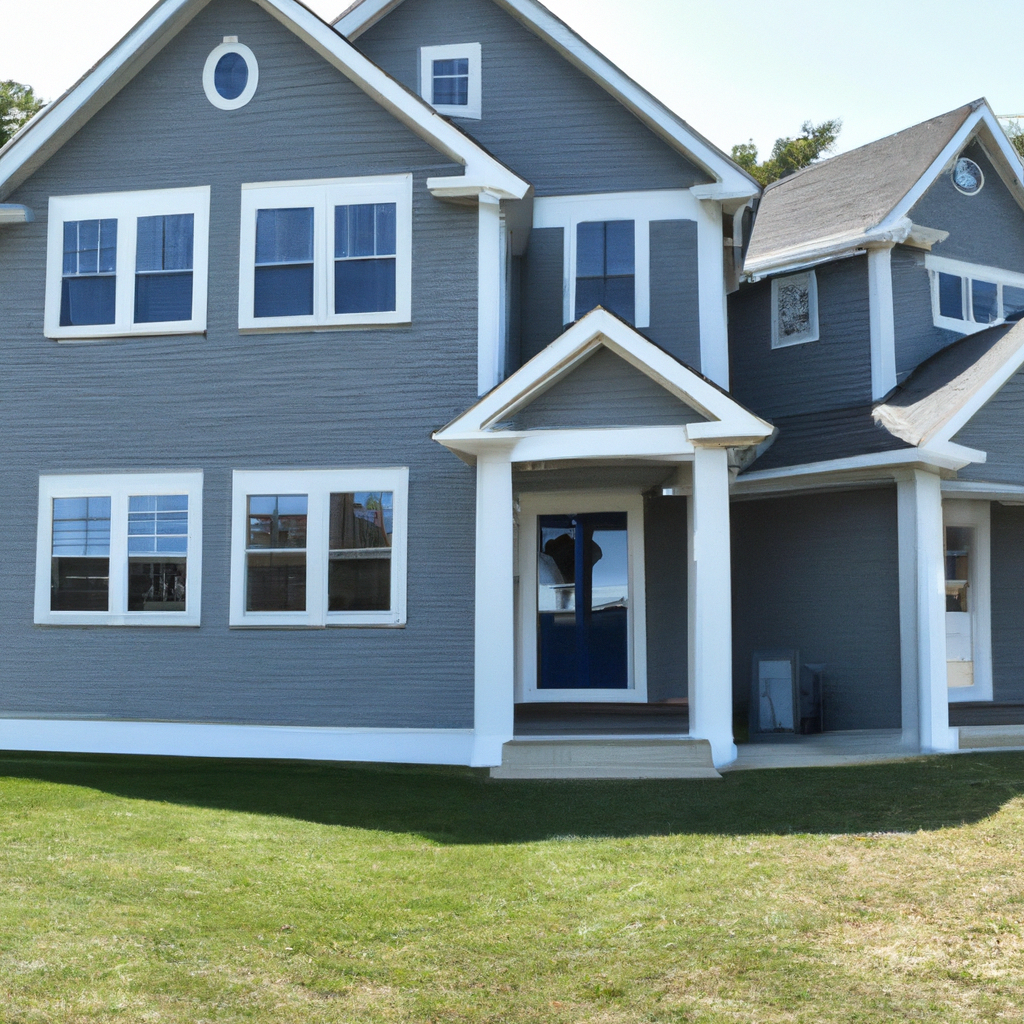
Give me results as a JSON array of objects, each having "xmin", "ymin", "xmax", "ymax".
[
  {"xmin": 203, "ymin": 40, "xmax": 258, "ymax": 110},
  {"xmin": 951, "ymin": 156, "xmax": 984, "ymax": 196}
]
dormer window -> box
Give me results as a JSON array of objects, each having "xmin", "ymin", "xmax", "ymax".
[
  {"xmin": 927, "ymin": 254, "xmax": 1024, "ymax": 334},
  {"xmin": 576, "ymin": 220, "xmax": 635, "ymax": 324},
  {"xmin": 771, "ymin": 270, "xmax": 819, "ymax": 348},
  {"xmin": 419, "ymin": 43, "xmax": 481, "ymax": 119}
]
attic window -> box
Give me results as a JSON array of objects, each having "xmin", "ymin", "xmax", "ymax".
[
  {"xmin": 203, "ymin": 40, "xmax": 259, "ymax": 111},
  {"xmin": 771, "ymin": 270, "xmax": 819, "ymax": 348},
  {"xmin": 419, "ymin": 43, "xmax": 482, "ymax": 120},
  {"xmin": 927, "ymin": 254, "xmax": 1024, "ymax": 333},
  {"xmin": 951, "ymin": 157, "xmax": 984, "ymax": 196}
]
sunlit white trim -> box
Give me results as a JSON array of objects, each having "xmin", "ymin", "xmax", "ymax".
[
  {"xmin": 477, "ymin": 192, "xmax": 503, "ymax": 394},
  {"xmin": 0, "ymin": 203, "xmax": 32, "ymax": 224},
  {"xmin": 517, "ymin": 490, "xmax": 647, "ymax": 703},
  {"xmin": 229, "ymin": 467, "xmax": 409, "ymax": 628},
  {"xmin": 419, "ymin": 42, "xmax": 481, "ymax": 120},
  {"xmin": 695, "ymin": 196, "xmax": 729, "ymax": 388},
  {"xmin": 868, "ymin": 248, "xmax": 897, "ymax": 399},
  {"xmin": 34, "ymin": 471, "xmax": 203, "ymax": 627},
  {"xmin": 202, "ymin": 41, "xmax": 259, "ymax": 111},
  {"xmin": 44, "ymin": 186, "xmax": 210, "ymax": 341}
]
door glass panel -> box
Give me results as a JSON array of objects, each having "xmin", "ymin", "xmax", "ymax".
[
  {"xmin": 537, "ymin": 512, "xmax": 628, "ymax": 689},
  {"xmin": 945, "ymin": 525, "xmax": 973, "ymax": 674}
]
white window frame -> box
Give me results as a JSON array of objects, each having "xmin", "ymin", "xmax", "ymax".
[
  {"xmin": 238, "ymin": 174, "xmax": 412, "ymax": 331},
  {"xmin": 770, "ymin": 270, "xmax": 819, "ymax": 348},
  {"xmin": 229, "ymin": 468, "xmax": 409, "ymax": 628},
  {"xmin": 516, "ymin": 490, "xmax": 648, "ymax": 703},
  {"xmin": 533, "ymin": 190, "xmax": 703, "ymax": 331},
  {"xmin": 202, "ymin": 40, "xmax": 259, "ymax": 111},
  {"xmin": 34, "ymin": 471, "xmax": 204, "ymax": 627},
  {"xmin": 926, "ymin": 253, "xmax": 1024, "ymax": 335},
  {"xmin": 419, "ymin": 43, "xmax": 482, "ymax": 120},
  {"xmin": 45, "ymin": 187, "xmax": 210, "ymax": 341}
]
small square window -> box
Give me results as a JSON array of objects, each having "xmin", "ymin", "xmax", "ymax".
[
  {"xmin": 419, "ymin": 43, "xmax": 481, "ymax": 119},
  {"xmin": 771, "ymin": 271, "xmax": 819, "ymax": 348}
]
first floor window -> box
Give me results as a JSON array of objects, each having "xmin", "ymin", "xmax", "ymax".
[
  {"xmin": 239, "ymin": 175, "xmax": 412, "ymax": 330},
  {"xmin": 46, "ymin": 187, "xmax": 209, "ymax": 340},
  {"xmin": 771, "ymin": 270, "xmax": 819, "ymax": 348},
  {"xmin": 36, "ymin": 472, "xmax": 203, "ymax": 626},
  {"xmin": 230, "ymin": 468, "xmax": 407, "ymax": 627},
  {"xmin": 575, "ymin": 220, "xmax": 635, "ymax": 324}
]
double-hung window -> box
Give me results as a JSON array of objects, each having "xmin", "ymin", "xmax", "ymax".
[
  {"xmin": 575, "ymin": 220, "xmax": 636, "ymax": 324},
  {"xmin": 35, "ymin": 472, "xmax": 203, "ymax": 626},
  {"xmin": 238, "ymin": 175, "xmax": 412, "ymax": 330},
  {"xmin": 45, "ymin": 188, "xmax": 210, "ymax": 340},
  {"xmin": 927, "ymin": 254, "xmax": 1024, "ymax": 334},
  {"xmin": 230, "ymin": 468, "xmax": 408, "ymax": 627},
  {"xmin": 419, "ymin": 43, "xmax": 482, "ymax": 119}
]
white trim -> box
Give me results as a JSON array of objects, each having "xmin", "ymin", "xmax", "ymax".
[
  {"xmin": 202, "ymin": 41, "xmax": 259, "ymax": 111},
  {"xmin": 0, "ymin": 0, "xmax": 528, "ymax": 205},
  {"xmin": 0, "ymin": 718, "xmax": 479, "ymax": 765},
  {"xmin": 695, "ymin": 197, "xmax": 729, "ymax": 388},
  {"xmin": 868, "ymin": 248, "xmax": 897, "ymax": 399},
  {"xmin": 517, "ymin": 490, "xmax": 647, "ymax": 703},
  {"xmin": 942, "ymin": 480, "xmax": 1024, "ymax": 500},
  {"xmin": 770, "ymin": 270, "xmax": 819, "ymax": 349},
  {"xmin": 44, "ymin": 186, "xmax": 210, "ymax": 341},
  {"xmin": 229, "ymin": 467, "xmax": 409, "ymax": 628},
  {"xmin": 926, "ymin": 252, "xmax": 1024, "ymax": 335},
  {"xmin": 237, "ymin": 174, "xmax": 412, "ymax": 331},
  {"xmin": 418, "ymin": 42, "xmax": 482, "ymax": 120},
  {"xmin": 34, "ymin": 471, "xmax": 203, "ymax": 627},
  {"xmin": 0, "ymin": 203, "xmax": 32, "ymax": 224},
  {"xmin": 477, "ymin": 192, "xmax": 503, "ymax": 394},
  {"xmin": 943, "ymin": 499, "xmax": 993, "ymax": 703},
  {"xmin": 336, "ymin": 0, "xmax": 759, "ymax": 194}
]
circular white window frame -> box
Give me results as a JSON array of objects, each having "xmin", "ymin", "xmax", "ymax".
[
  {"xmin": 951, "ymin": 156, "xmax": 985, "ymax": 196},
  {"xmin": 203, "ymin": 42, "xmax": 259, "ymax": 111}
]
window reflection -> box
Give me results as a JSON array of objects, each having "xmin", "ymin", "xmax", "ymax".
[
  {"xmin": 246, "ymin": 495, "xmax": 307, "ymax": 612},
  {"xmin": 328, "ymin": 491, "xmax": 393, "ymax": 612}
]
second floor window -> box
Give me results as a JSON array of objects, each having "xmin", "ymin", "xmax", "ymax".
[
  {"xmin": 927, "ymin": 254, "xmax": 1024, "ymax": 334},
  {"xmin": 575, "ymin": 220, "xmax": 635, "ymax": 324}
]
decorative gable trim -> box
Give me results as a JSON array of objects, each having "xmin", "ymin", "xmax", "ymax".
[
  {"xmin": 433, "ymin": 307, "xmax": 773, "ymax": 460},
  {"xmin": 0, "ymin": 0, "xmax": 529, "ymax": 204},
  {"xmin": 335, "ymin": 0, "xmax": 758, "ymax": 197}
]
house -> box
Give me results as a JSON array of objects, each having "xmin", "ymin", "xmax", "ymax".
[{"xmin": 0, "ymin": 0, "xmax": 1018, "ymax": 779}]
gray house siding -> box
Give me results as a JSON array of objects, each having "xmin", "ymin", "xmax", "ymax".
[
  {"xmin": 352, "ymin": 0, "xmax": 710, "ymax": 196},
  {"xmin": 952, "ymin": 366, "xmax": 1024, "ymax": 485},
  {"xmin": 646, "ymin": 219, "xmax": 701, "ymax": 368},
  {"xmin": 644, "ymin": 494, "xmax": 687, "ymax": 703},
  {"xmin": 891, "ymin": 245, "xmax": 962, "ymax": 381},
  {"xmin": 519, "ymin": 226, "xmax": 564, "ymax": 363},
  {"xmin": 728, "ymin": 255, "xmax": 872, "ymax": 421},
  {"xmin": 0, "ymin": 0, "xmax": 482, "ymax": 729},
  {"xmin": 991, "ymin": 503, "xmax": 1024, "ymax": 703},
  {"xmin": 731, "ymin": 487, "xmax": 902, "ymax": 731}
]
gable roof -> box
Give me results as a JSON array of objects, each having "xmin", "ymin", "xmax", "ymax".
[
  {"xmin": 335, "ymin": 0, "xmax": 759, "ymax": 199},
  {"xmin": 433, "ymin": 307, "xmax": 773, "ymax": 460},
  {"xmin": 0, "ymin": 0, "xmax": 529, "ymax": 205},
  {"xmin": 744, "ymin": 99, "xmax": 1024, "ymax": 278}
]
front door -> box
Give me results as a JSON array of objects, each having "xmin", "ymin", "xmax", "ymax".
[{"xmin": 537, "ymin": 512, "xmax": 629, "ymax": 689}]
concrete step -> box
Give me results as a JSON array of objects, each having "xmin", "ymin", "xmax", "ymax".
[
  {"xmin": 489, "ymin": 735, "xmax": 719, "ymax": 780},
  {"xmin": 958, "ymin": 724, "xmax": 1024, "ymax": 750}
]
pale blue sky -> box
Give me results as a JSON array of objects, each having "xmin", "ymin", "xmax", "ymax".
[{"xmin": 2, "ymin": 0, "xmax": 1022, "ymax": 160}]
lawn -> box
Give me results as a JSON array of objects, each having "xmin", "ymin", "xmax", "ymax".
[{"xmin": 0, "ymin": 752, "xmax": 1023, "ymax": 1022}]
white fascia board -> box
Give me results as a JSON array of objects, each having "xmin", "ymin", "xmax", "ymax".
[
  {"xmin": 942, "ymin": 480, "xmax": 1024, "ymax": 500},
  {"xmin": 337, "ymin": 0, "xmax": 757, "ymax": 194},
  {"xmin": 0, "ymin": 203, "xmax": 34, "ymax": 224}
]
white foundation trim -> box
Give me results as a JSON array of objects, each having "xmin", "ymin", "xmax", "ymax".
[
  {"xmin": 0, "ymin": 718, "xmax": 477, "ymax": 765},
  {"xmin": 868, "ymin": 246, "xmax": 897, "ymax": 399}
]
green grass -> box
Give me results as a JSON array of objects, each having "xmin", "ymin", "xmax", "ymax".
[{"xmin": 1, "ymin": 752, "xmax": 1024, "ymax": 1022}]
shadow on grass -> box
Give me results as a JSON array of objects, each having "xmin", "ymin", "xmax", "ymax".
[{"xmin": 1, "ymin": 750, "xmax": 1023, "ymax": 843}]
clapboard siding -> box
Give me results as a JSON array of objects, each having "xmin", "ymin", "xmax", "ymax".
[
  {"xmin": 519, "ymin": 226, "xmax": 564, "ymax": 363},
  {"xmin": 731, "ymin": 487, "xmax": 902, "ymax": 730},
  {"xmin": 728, "ymin": 255, "xmax": 872, "ymax": 420},
  {"xmin": 0, "ymin": 0, "xmax": 480, "ymax": 729},
  {"xmin": 991, "ymin": 504, "xmax": 1024, "ymax": 703},
  {"xmin": 891, "ymin": 245, "xmax": 961, "ymax": 380},
  {"xmin": 511, "ymin": 347, "xmax": 704, "ymax": 430},
  {"xmin": 647, "ymin": 219, "xmax": 701, "ymax": 368},
  {"xmin": 644, "ymin": 494, "xmax": 687, "ymax": 702},
  {"xmin": 952, "ymin": 365, "xmax": 1024, "ymax": 485},
  {"xmin": 353, "ymin": 0, "xmax": 709, "ymax": 196}
]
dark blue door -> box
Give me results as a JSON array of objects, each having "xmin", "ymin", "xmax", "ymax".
[{"xmin": 537, "ymin": 512, "xmax": 629, "ymax": 689}]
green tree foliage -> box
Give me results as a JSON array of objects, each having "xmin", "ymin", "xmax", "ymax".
[
  {"xmin": 1002, "ymin": 119, "xmax": 1024, "ymax": 161},
  {"xmin": 0, "ymin": 80, "xmax": 44, "ymax": 149},
  {"xmin": 732, "ymin": 118, "xmax": 842, "ymax": 187}
]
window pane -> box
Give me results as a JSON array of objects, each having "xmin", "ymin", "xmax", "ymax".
[
  {"xmin": 575, "ymin": 276, "xmax": 605, "ymax": 320},
  {"xmin": 51, "ymin": 558, "xmax": 109, "ymax": 611},
  {"xmin": 334, "ymin": 258, "xmax": 396, "ymax": 314},
  {"xmin": 52, "ymin": 496, "xmax": 111, "ymax": 557},
  {"xmin": 246, "ymin": 552, "xmax": 306, "ymax": 611},
  {"xmin": 938, "ymin": 272, "xmax": 964, "ymax": 320},
  {"xmin": 335, "ymin": 204, "xmax": 397, "ymax": 259},
  {"xmin": 576, "ymin": 221, "xmax": 606, "ymax": 278},
  {"xmin": 256, "ymin": 208, "xmax": 314, "ymax": 265},
  {"xmin": 128, "ymin": 561, "xmax": 186, "ymax": 611},
  {"xmin": 247, "ymin": 495, "xmax": 307, "ymax": 549},
  {"xmin": 135, "ymin": 272, "xmax": 193, "ymax": 323},
  {"xmin": 136, "ymin": 215, "xmax": 194, "ymax": 273},
  {"xmin": 254, "ymin": 264, "xmax": 314, "ymax": 318},
  {"xmin": 375, "ymin": 204, "xmax": 396, "ymax": 255},
  {"xmin": 972, "ymin": 279, "xmax": 998, "ymax": 324},
  {"xmin": 604, "ymin": 220, "xmax": 635, "ymax": 276},
  {"xmin": 329, "ymin": 492, "xmax": 393, "ymax": 549},
  {"xmin": 63, "ymin": 219, "xmax": 117, "ymax": 277},
  {"xmin": 1004, "ymin": 285, "xmax": 1024, "ymax": 320},
  {"xmin": 328, "ymin": 556, "xmax": 391, "ymax": 612},
  {"xmin": 434, "ymin": 58, "xmax": 469, "ymax": 76},
  {"xmin": 60, "ymin": 276, "xmax": 116, "ymax": 327},
  {"xmin": 128, "ymin": 495, "xmax": 188, "ymax": 555},
  {"xmin": 432, "ymin": 59, "xmax": 469, "ymax": 106},
  {"xmin": 214, "ymin": 51, "xmax": 248, "ymax": 101},
  {"xmin": 602, "ymin": 275, "xmax": 635, "ymax": 324}
]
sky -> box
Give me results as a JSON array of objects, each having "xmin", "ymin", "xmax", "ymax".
[{"xmin": 3, "ymin": 0, "xmax": 1024, "ymax": 161}]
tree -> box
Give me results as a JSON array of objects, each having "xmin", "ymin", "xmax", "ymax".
[
  {"xmin": 1002, "ymin": 119, "xmax": 1024, "ymax": 161},
  {"xmin": 732, "ymin": 118, "xmax": 842, "ymax": 187},
  {"xmin": 0, "ymin": 80, "xmax": 44, "ymax": 149}
]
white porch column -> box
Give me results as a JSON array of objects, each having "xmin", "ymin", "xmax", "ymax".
[
  {"xmin": 688, "ymin": 445, "xmax": 737, "ymax": 766},
  {"xmin": 897, "ymin": 469, "xmax": 957, "ymax": 752},
  {"xmin": 471, "ymin": 448, "xmax": 515, "ymax": 766}
]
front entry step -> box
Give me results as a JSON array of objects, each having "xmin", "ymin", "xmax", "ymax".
[{"xmin": 490, "ymin": 736, "xmax": 720, "ymax": 780}]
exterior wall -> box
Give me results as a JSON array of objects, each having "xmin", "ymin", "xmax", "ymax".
[
  {"xmin": 519, "ymin": 226, "xmax": 564, "ymax": 363},
  {"xmin": 891, "ymin": 245, "xmax": 961, "ymax": 381},
  {"xmin": 731, "ymin": 487, "xmax": 902, "ymax": 731},
  {"xmin": 990, "ymin": 503, "xmax": 1024, "ymax": 703},
  {"xmin": 728, "ymin": 255, "xmax": 872, "ymax": 420},
  {"xmin": 353, "ymin": 0, "xmax": 710, "ymax": 197},
  {"xmin": 644, "ymin": 494, "xmax": 687, "ymax": 702},
  {"xmin": 511, "ymin": 348, "xmax": 704, "ymax": 430},
  {"xmin": 0, "ymin": 0, "xmax": 481, "ymax": 729},
  {"xmin": 953, "ymin": 365, "xmax": 1024, "ymax": 485},
  {"xmin": 646, "ymin": 219, "xmax": 701, "ymax": 368}
]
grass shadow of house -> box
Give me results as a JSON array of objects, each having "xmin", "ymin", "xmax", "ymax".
[{"xmin": 1, "ymin": 750, "xmax": 1023, "ymax": 843}]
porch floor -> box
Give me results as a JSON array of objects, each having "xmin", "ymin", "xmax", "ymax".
[
  {"xmin": 514, "ymin": 702, "xmax": 690, "ymax": 737},
  {"xmin": 724, "ymin": 730, "xmax": 909, "ymax": 771}
]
